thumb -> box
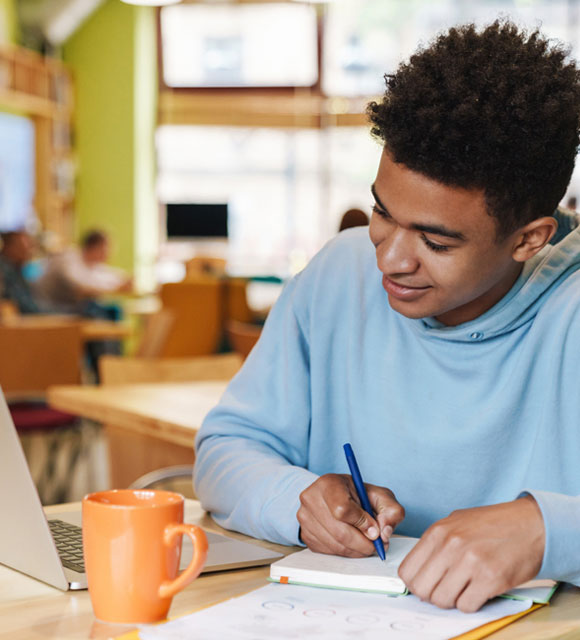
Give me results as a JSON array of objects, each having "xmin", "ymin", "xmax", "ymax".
[
  {"xmin": 338, "ymin": 497, "xmax": 381, "ymax": 541},
  {"xmin": 352, "ymin": 506, "xmax": 381, "ymax": 541}
]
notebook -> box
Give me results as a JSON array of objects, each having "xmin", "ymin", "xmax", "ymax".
[
  {"xmin": 0, "ymin": 388, "xmax": 283, "ymax": 591},
  {"xmin": 270, "ymin": 536, "xmax": 417, "ymax": 595},
  {"xmin": 269, "ymin": 537, "xmax": 558, "ymax": 603}
]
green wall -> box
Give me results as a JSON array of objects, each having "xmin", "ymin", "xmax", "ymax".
[
  {"xmin": 0, "ymin": 0, "xmax": 19, "ymax": 44},
  {"xmin": 63, "ymin": 0, "xmax": 157, "ymax": 288},
  {"xmin": 133, "ymin": 6, "xmax": 158, "ymax": 292}
]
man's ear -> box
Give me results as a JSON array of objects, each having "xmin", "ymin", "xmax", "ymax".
[{"xmin": 511, "ymin": 217, "xmax": 558, "ymax": 262}]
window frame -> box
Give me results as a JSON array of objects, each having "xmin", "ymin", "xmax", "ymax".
[{"xmin": 156, "ymin": 3, "xmax": 324, "ymax": 96}]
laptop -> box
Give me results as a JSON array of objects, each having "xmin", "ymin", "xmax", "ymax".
[{"xmin": 0, "ymin": 390, "xmax": 283, "ymax": 591}]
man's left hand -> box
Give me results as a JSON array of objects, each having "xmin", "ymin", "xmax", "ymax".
[{"xmin": 398, "ymin": 495, "xmax": 545, "ymax": 612}]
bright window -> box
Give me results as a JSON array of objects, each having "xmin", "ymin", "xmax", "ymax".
[
  {"xmin": 323, "ymin": 0, "xmax": 577, "ymax": 96},
  {"xmin": 160, "ymin": 3, "xmax": 318, "ymax": 88},
  {"xmin": 156, "ymin": 125, "xmax": 381, "ymax": 277},
  {"xmin": 157, "ymin": 0, "xmax": 580, "ymax": 280},
  {"xmin": 0, "ymin": 113, "xmax": 35, "ymax": 232}
]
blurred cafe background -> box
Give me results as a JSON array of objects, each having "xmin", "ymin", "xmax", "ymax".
[{"xmin": 1, "ymin": 0, "xmax": 579, "ymax": 504}]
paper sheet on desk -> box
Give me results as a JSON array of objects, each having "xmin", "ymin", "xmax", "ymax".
[{"xmin": 136, "ymin": 583, "xmax": 533, "ymax": 640}]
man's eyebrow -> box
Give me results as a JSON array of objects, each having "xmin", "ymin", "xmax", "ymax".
[
  {"xmin": 412, "ymin": 223, "xmax": 466, "ymax": 241},
  {"xmin": 370, "ymin": 184, "xmax": 388, "ymax": 212},
  {"xmin": 370, "ymin": 183, "xmax": 466, "ymax": 241}
]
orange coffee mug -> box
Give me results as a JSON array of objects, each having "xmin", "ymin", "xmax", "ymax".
[{"xmin": 82, "ymin": 489, "xmax": 208, "ymax": 624}]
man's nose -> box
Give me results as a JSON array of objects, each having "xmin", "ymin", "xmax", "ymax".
[{"xmin": 376, "ymin": 227, "xmax": 419, "ymax": 274}]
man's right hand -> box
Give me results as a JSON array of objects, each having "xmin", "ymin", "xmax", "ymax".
[
  {"xmin": 117, "ymin": 276, "xmax": 134, "ymax": 293},
  {"xmin": 297, "ymin": 473, "xmax": 405, "ymax": 557}
]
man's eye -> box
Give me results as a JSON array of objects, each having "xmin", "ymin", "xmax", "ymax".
[
  {"xmin": 371, "ymin": 204, "xmax": 390, "ymax": 219},
  {"xmin": 422, "ymin": 234, "xmax": 450, "ymax": 252}
]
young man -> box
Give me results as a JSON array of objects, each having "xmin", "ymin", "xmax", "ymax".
[{"xmin": 194, "ymin": 22, "xmax": 580, "ymax": 612}]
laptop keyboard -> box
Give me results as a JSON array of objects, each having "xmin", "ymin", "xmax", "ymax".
[{"xmin": 48, "ymin": 519, "xmax": 85, "ymax": 573}]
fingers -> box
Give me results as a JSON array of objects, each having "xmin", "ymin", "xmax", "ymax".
[
  {"xmin": 400, "ymin": 541, "xmax": 491, "ymax": 612},
  {"xmin": 331, "ymin": 489, "xmax": 381, "ymax": 540},
  {"xmin": 398, "ymin": 522, "xmax": 441, "ymax": 586},
  {"xmin": 455, "ymin": 580, "xmax": 496, "ymax": 614},
  {"xmin": 428, "ymin": 562, "xmax": 498, "ymax": 613},
  {"xmin": 400, "ymin": 541, "xmax": 461, "ymax": 608},
  {"xmin": 298, "ymin": 474, "xmax": 401, "ymax": 557},
  {"xmin": 298, "ymin": 506, "xmax": 371, "ymax": 557},
  {"xmin": 297, "ymin": 497, "xmax": 375, "ymax": 557},
  {"xmin": 338, "ymin": 477, "xmax": 406, "ymax": 547},
  {"xmin": 399, "ymin": 499, "xmax": 546, "ymax": 612},
  {"xmin": 367, "ymin": 485, "xmax": 405, "ymax": 541}
]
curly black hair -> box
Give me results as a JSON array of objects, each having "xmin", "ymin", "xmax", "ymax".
[{"xmin": 367, "ymin": 21, "xmax": 580, "ymax": 237}]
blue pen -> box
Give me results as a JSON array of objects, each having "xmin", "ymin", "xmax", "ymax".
[{"xmin": 343, "ymin": 443, "xmax": 386, "ymax": 561}]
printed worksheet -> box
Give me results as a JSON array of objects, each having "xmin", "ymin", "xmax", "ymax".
[{"xmin": 138, "ymin": 583, "xmax": 533, "ymax": 640}]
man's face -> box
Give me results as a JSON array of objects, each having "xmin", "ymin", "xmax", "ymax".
[
  {"xmin": 84, "ymin": 240, "xmax": 109, "ymax": 265},
  {"xmin": 369, "ymin": 151, "xmax": 523, "ymax": 326},
  {"xmin": 5, "ymin": 233, "xmax": 33, "ymax": 266}
]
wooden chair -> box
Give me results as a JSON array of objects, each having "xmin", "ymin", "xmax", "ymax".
[
  {"xmin": 0, "ymin": 323, "xmax": 99, "ymax": 504},
  {"xmin": 128, "ymin": 464, "xmax": 195, "ymax": 497},
  {"xmin": 0, "ymin": 323, "xmax": 83, "ymax": 396},
  {"xmin": 98, "ymin": 352, "xmax": 243, "ymax": 495},
  {"xmin": 134, "ymin": 309, "xmax": 175, "ymax": 358},
  {"xmin": 99, "ymin": 352, "xmax": 243, "ymax": 385},
  {"xmin": 159, "ymin": 278, "xmax": 224, "ymax": 357},
  {"xmin": 184, "ymin": 255, "xmax": 227, "ymax": 279},
  {"xmin": 226, "ymin": 320, "xmax": 262, "ymax": 358},
  {"xmin": 224, "ymin": 277, "xmax": 256, "ymax": 324}
]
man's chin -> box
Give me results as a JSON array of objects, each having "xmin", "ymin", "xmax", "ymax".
[{"xmin": 387, "ymin": 295, "xmax": 436, "ymax": 320}]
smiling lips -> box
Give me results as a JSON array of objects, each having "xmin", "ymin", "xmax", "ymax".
[{"xmin": 382, "ymin": 275, "xmax": 432, "ymax": 301}]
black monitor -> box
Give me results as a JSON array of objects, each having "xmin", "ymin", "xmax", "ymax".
[{"xmin": 166, "ymin": 203, "xmax": 228, "ymax": 239}]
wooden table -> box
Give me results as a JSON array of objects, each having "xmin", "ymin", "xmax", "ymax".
[
  {"xmin": 1, "ymin": 315, "xmax": 132, "ymax": 341},
  {"xmin": 78, "ymin": 319, "xmax": 132, "ymax": 341},
  {"xmin": 120, "ymin": 294, "xmax": 161, "ymax": 317},
  {"xmin": 47, "ymin": 382, "xmax": 228, "ymax": 488},
  {"xmin": 0, "ymin": 501, "xmax": 579, "ymax": 640},
  {"xmin": 0, "ymin": 500, "xmax": 294, "ymax": 640}
]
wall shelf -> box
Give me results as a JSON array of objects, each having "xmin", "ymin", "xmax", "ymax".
[{"xmin": 0, "ymin": 44, "xmax": 74, "ymax": 246}]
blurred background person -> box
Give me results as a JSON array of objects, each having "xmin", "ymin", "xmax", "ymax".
[
  {"xmin": 35, "ymin": 229, "xmax": 132, "ymax": 318},
  {"xmin": 0, "ymin": 230, "xmax": 45, "ymax": 314},
  {"xmin": 338, "ymin": 207, "xmax": 370, "ymax": 232},
  {"xmin": 35, "ymin": 229, "xmax": 133, "ymax": 377}
]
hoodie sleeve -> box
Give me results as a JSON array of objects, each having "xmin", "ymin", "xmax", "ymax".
[
  {"xmin": 194, "ymin": 275, "xmax": 318, "ymax": 545},
  {"xmin": 521, "ymin": 490, "xmax": 580, "ymax": 585}
]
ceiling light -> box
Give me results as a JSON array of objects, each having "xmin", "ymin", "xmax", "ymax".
[{"xmin": 45, "ymin": 0, "xmax": 105, "ymax": 44}]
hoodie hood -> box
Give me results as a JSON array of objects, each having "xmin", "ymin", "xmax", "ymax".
[{"xmin": 413, "ymin": 209, "xmax": 580, "ymax": 343}]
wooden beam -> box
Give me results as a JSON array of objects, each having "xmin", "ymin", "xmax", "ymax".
[{"xmin": 159, "ymin": 91, "xmax": 373, "ymax": 129}]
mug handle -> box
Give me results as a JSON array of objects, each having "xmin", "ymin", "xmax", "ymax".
[{"xmin": 158, "ymin": 524, "xmax": 208, "ymax": 599}]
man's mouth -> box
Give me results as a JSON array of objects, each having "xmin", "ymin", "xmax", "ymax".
[{"xmin": 382, "ymin": 275, "xmax": 431, "ymax": 301}]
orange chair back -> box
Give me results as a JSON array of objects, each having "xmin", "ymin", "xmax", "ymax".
[
  {"xmin": 159, "ymin": 279, "xmax": 224, "ymax": 357},
  {"xmin": 224, "ymin": 278, "xmax": 255, "ymax": 323}
]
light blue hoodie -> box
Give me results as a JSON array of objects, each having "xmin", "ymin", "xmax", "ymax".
[{"xmin": 195, "ymin": 212, "xmax": 580, "ymax": 585}]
